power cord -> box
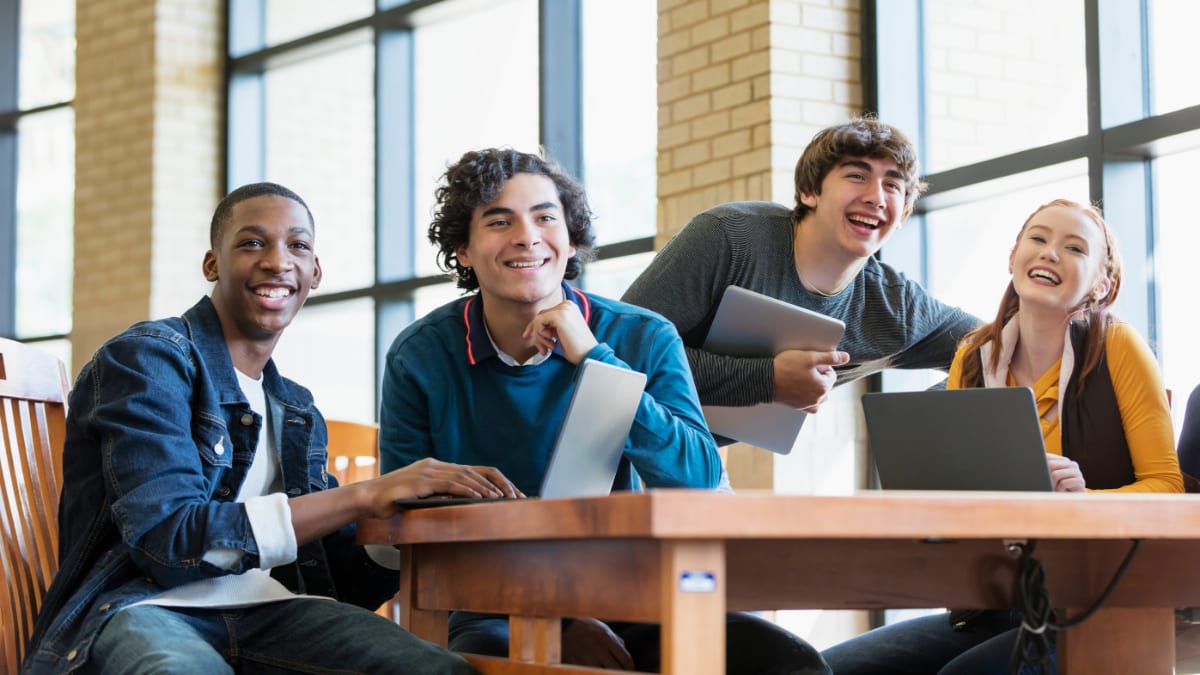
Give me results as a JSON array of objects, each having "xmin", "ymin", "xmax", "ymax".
[{"xmin": 1007, "ymin": 538, "xmax": 1143, "ymax": 675}]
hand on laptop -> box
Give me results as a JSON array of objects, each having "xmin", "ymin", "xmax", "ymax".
[
  {"xmin": 1046, "ymin": 453, "xmax": 1086, "ymax": 492},
  {"xmin": 773, "ymin": 348, "xmax": 848, "ymax": 412},
  {"xmin": 367, "ymin": 458, "xmax": 523, "ymax": 517},
  {"xmin": 562, "ymin": 617, "xmax": 635, "ymax": 670},
  {"xmin": 523, "ymin": 300, "xmax": 598, "ymax": 364}
]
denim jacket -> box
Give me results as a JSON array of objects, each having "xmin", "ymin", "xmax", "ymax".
[{"xmin": 24, "ymin": 297, "xmax": 397, "ymax": 674}]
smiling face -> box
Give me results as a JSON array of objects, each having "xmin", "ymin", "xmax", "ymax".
[
  {"xmin": 797, "ymin": 156, "xmax": 907, "ymax": 262},
  {"xmin": 202, "ymin": 194, "xmax": 321, "ymax": 349},
  {"xmin": 1009, "ymin": 204, "xmax": 1112, "ymax": 316},
  {"xmin": 456, "ymin": 172, "xmax": 575, "ymax": 315}
]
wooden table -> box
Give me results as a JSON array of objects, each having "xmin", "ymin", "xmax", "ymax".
[{"xmin": 358, "ymin": 490, "xmax": 1200, "ymax": 674}]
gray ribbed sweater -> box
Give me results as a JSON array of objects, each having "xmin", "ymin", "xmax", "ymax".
[{"xmin": 621, "ymin": 201, "xmax": 980, "ymax": 406}]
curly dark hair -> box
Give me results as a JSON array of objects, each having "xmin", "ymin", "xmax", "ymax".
[
  {"xmin": 210, "ymin": 182, "xmax": 313, "ymax": 248},
  {"xmin": 428, "ymin": 148, "xmax": 597, "ymax": 291},
  {"xmin": 792, "ymin": 116, "xmax": 927, "ymax": 223}
]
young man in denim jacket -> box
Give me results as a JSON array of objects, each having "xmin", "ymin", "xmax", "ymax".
[{"xmin": 24, "ymin": 183, "xmax": 516, "ymax": 674}]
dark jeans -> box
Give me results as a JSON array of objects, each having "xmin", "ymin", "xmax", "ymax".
[
  {"xmin": 821, "ymin": 610, "xmax": 1057, "ymax": 675},
  {"xmin": 89, "ymin": 600, "xmax": 476, "ymax": 675},
  {"xmin": 449, "ymin": 610, "xmax": 830, "ymax": 675}
]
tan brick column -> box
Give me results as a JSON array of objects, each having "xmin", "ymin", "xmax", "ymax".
[
  {"xmin": 657, "ymin": 0, "xmax": 863, "ymax": 489},
  {"xmin": 73, "ymin": 0, "xmax": 222, "ymax": 368}
]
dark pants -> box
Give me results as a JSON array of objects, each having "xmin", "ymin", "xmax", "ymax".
[
  {"xmin": 821, "ymin": 610, "xmax": 1057, "ymax": 675},
  {"xmin": 450, "ymin": 610, "xmax": 830, "ymax": 674}
]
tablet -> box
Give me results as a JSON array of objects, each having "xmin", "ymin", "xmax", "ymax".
[{"xmin": 701, "ymin": 286, "xmax": 845, "ymax": 454}]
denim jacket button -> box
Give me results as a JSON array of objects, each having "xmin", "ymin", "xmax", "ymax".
[
  {"xmin": 218, "ymin": 486, "xmax": 232, "ymax": 497},
  {"xmin": 98, "ymin": 603, "xmax": 111, "ymax": 613},
  {"xmin": 240, "ymin": 413, "xmax": 254, "ymax": 426},
  {"xmin": 67, "ymin": 649, "xmax": 78, "ymax": 661}
]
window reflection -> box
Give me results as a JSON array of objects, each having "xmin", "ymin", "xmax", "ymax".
[
  {"xmin": 264, "ymin": 36, "xmax": 375, "ymax": 294},
  {"xmin": 1155, "ymin": 147, "xmax": 1200, "ymax": 433},
  {"xmin": 1150, "ymin": 1, "xmax": 1200, "ymax": 115},
  {"xmin": 19, "ymin": 0, "xmax": 74, "ymax": 109},
  {"xmin": 273, "ymin": 298, "xmax": 375, "ymax": 424},
  {"xmin": 923, "ymin": 0, "xmax": 1087, "ymax": 172},
  {"xmin": 579, "ymin": 252, "xmax": 656, "ymax": 300},
  {"xmin": 411, "ymin": 0, "xmax": 539, "ymax": 277},
  {"xmin": 922, "ymin": 161, "xmax": 1089, "ymax": 321},
  {"xmin": 264, "ymin": 0, "xmax": 373, "ymax": 47},
  {"xmin": 414, "ymin": 282, "xmax": 465, "ymax": 321},
  {"xmin": 15, "ymin": 109, "xmax": 73, "ymax": 338},
  {"xmin": 583, "ymin": 0, "xmax": 657, "ymax": 245}
]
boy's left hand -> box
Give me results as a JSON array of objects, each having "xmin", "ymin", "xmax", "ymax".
[{"xmin": 523, "ymin": 300, "xmax": 598, "ymax": 364}]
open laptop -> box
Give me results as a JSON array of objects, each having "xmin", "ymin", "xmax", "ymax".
[
  {"xmin": 393, "ymin": 358, "xmax": 648, "ymax": 508},
  {"xmin": 862, "ymin": 387, "xmax": 1054, "ymax": 492},
  {"xmin": 701, "ymin": 286, "xmax": 845, "ymax": 454}
]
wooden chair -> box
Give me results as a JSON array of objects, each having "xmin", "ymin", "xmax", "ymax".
[
  {"xmin": 324, "ymin": 419, "xmax": 401, "ymax": 622},
  {"xmin": 0, "ymin": 338, "xmax": 70, "ymax": 675},
  {"xmin": 325, "ymin": 419, "xmax": 380, "ymax": 487}
]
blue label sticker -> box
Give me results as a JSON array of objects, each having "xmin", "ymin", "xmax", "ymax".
[{"xmin": 679, "ymin": 571, "xmax": 716, "ymax": 593}]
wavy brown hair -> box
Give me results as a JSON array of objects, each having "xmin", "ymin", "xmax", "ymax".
[
  {"xmin": 428, "ymin": 148, "xmax": 597, "ymax": 291},
  {"xmin": 956, "ymin": 199, "xmax": 1122, "ymax": 394},
  {"xmin": 792, "ymin": 116, "xmax": 927, "ymax": 223}
]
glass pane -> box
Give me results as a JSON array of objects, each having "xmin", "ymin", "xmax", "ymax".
[
  {"xmin": 264, "ymin": 0, "xmax": 373, "ymax": 47},
  {"xmin": 579, "ymin": 252, "xmax": 655, "ymax": 300},
  {"xmin": 922, "ymin": 161, "xmax": 1089, "ymax": 322},
  {"xmin": 273, "ymin": 299, "xmax": 376, "ymax": 424},
  {"xmin": 263, "ymin": 35, "xmax": 375, "ymax": 294},
  {"xmin": 414, "ymin": 281, "xmax": 465, "ymax": 320},
  {"xmin": 19, "ymin": 0, "xmax": 74, "ymax": 109},
  {"xmin": 412, "ymin": 0, "xmax": 539, "ymax": 277},
  {"xmin": 923, "ymin": 0, "xmax": 1087, "ymax": 172},
  {"xmin": 23, "ymin": 337, "xmax": 71, "ymax": 376},
  {"xmin": 1150, "ymin": 1, "xmax": 1200, "ymax": 116},
  {"xmin": 582, "ymin": 0, "xmax": 656, "ymax": 245},
  {"xmin": 1156, "ymin": 147, "xmax": 1200, "ymax": 435},
  {"xmin": 15, "ymin": 108, "xmax": 73, "ymax": 338}
]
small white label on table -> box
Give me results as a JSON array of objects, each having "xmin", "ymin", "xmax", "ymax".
[{"xmin": 679, "ymin": 571, "xmax": 716, "ymax": 593}]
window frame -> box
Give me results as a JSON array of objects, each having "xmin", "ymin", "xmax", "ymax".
[{"xmin": 224, "ymin": 0, "xmax": 657, "ymax": 416}]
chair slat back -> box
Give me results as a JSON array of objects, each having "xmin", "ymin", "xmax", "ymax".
[
  {"xmin": 325, "ymin": 419, "xmax": 380, "ymax": 486},
  {"xmin": 0, "ymin": 338, "xmax": 69, "ymax": 675}
]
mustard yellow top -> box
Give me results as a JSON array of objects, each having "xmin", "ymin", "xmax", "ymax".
[{"xmin": 947, "ymin": 322, "xmax": 1183, "ymax": 493}]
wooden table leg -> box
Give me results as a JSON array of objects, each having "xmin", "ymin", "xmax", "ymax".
[
  {"xmin": 510, "ymin": 616, "xmax": 562, "ymax": 664},
  {"xmin": 659, "ymin": 540, "xmax": 725, "ymax": 675},
  {"xmin": 1058, "ymin": 607, "xmax": 1174, "ymax": 674},
  {"xmin": 398, "ymin": 544, "xmax": 449, "ymax": 647}
]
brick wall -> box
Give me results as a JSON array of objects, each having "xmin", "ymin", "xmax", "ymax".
[
  {"xmin": 657, "ymin": 0, "xmax": 861, "ymax": 246},
  {"xmin": 73, "ymin": 0, "xmax": 221, "ymax": 367}
]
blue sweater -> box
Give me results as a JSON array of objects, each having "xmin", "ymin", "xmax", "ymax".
[{"xmin": 379, "ymin": 283, "xmax": 721, "ymax": 495}]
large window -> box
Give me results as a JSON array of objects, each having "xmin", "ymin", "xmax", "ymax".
[
  {"xmin": 0, "ymin": 0, "xmax": 75, "ymax": 370},
  {"xmin": 227, "ymin": 0, "xmax": 658, "ymax": 423},
  {"xmin": 871, "ymin": 0, "xmax": 1200, "ymax": 436}
]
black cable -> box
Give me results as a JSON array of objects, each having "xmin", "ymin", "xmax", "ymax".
[{"xmin": 1007, "ymin": 538, "xmax": 1143, "ymax": 675}]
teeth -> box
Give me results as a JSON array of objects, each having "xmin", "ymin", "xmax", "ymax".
[
  {"xmin": 848, "ymin": 215, "xmax": 880, "ymax": 228},
  {"xmin": 256, "ymin": 287, "xmax": 291, "ymax": 299},
  {"xmin": 507, "ymin": 260, "xmax": 543, "ymax": 269},
  {"xmin": 1029, "ymin": 270, "xmax": 1060, "ymax": 284}
]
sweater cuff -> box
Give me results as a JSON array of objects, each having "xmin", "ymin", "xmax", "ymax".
[{"xmin": 244, "ymin": 492, "xmax": 298, "ymax": 570}]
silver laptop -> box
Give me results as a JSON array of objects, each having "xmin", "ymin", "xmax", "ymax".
[
  {"xmin": 394, "ymin": 358, "xmax": 647, "ymax": 507},
  {"xmin": 862, "ymin": 387, "xmax": 1054, "ymax": 492},
  {"xmin": 701, "ymin": 285, "xmax": 845, "ymax": 454}
]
